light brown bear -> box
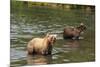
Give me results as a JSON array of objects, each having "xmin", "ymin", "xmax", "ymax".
[
  {"xmin": 27, "ymin": 33, "xmax": 57, "ymax": 55},
  {"xmin": 63, "ymin": 23, "xmax": 86, "ymax": 39}
]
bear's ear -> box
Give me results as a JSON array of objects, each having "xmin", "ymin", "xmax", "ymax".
[
  {"xmin": 80, "ymin": 23, "xmax": 84, "ymax": 26},
  {"xmin": 46, "ymin": 33, "xmax": 50, "ymax": 37},
  {"xmin": 53, "ymin": 34, "xmax": 57, "ymax": 38}
]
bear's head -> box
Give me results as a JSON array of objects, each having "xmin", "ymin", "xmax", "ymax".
[
  {"xmin": 46, "ymin": 33, "xmax": 57, "ymax": 45},
  {"xmin": 76, "ymin": 23, "xmax": 86, "ymax": 32}
]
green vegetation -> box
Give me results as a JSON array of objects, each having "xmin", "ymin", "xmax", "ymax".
[{"xmin": 11, "ymin": 0, "xmax": 95, "ymax": 12}]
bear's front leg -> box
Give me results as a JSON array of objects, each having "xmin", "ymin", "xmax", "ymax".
[
  {"xmin": 27, "ymin": 47, "xmax": 34, "ymax": 55},
  {"xmin": 47, "ymin": 45, "xmax": 52, "ymax": 55},
  {"xmin": 72, "ymin": 36, "xmax": 79, "ymax": 40}
]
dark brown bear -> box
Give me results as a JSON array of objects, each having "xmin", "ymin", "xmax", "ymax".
[{"xmin": 63, "ymin": 23, "xmax": 86, "ymax": 39}]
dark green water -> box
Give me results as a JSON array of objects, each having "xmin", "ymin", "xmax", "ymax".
[{"xmin": 10, "ymin": 2, "xmax": 95, "ymax": 67}]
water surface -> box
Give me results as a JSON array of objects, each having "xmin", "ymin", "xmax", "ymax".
[{"xmin": 10, "ymin": 3, "xmax": 95, "ymax": 67}]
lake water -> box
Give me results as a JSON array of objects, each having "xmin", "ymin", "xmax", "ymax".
[{"xmin": 10, "ymin": 3, "xmax": 95, "ymax": 67}]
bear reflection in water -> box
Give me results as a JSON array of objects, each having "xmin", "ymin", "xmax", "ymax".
[
  {"xmin": 27, "ymin": 55, "xmax": 52, "ymax": 65},
  {"xmin": 63, "ymin": 40, "xmax": 80, "ymax": 50}
]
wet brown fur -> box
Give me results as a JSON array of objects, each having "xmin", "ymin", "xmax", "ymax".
[
  {"xmin": 27, "ymin": 34, "xmax": 56, "ymax": 55},
  {"xmin": 63, "ymin": 23, "xmax": 86, "ymax": 39}
]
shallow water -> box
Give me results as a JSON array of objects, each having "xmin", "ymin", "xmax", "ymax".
[{"xmin": 10, "ymin": 3, "xmax": 95, "ymax": 67}]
